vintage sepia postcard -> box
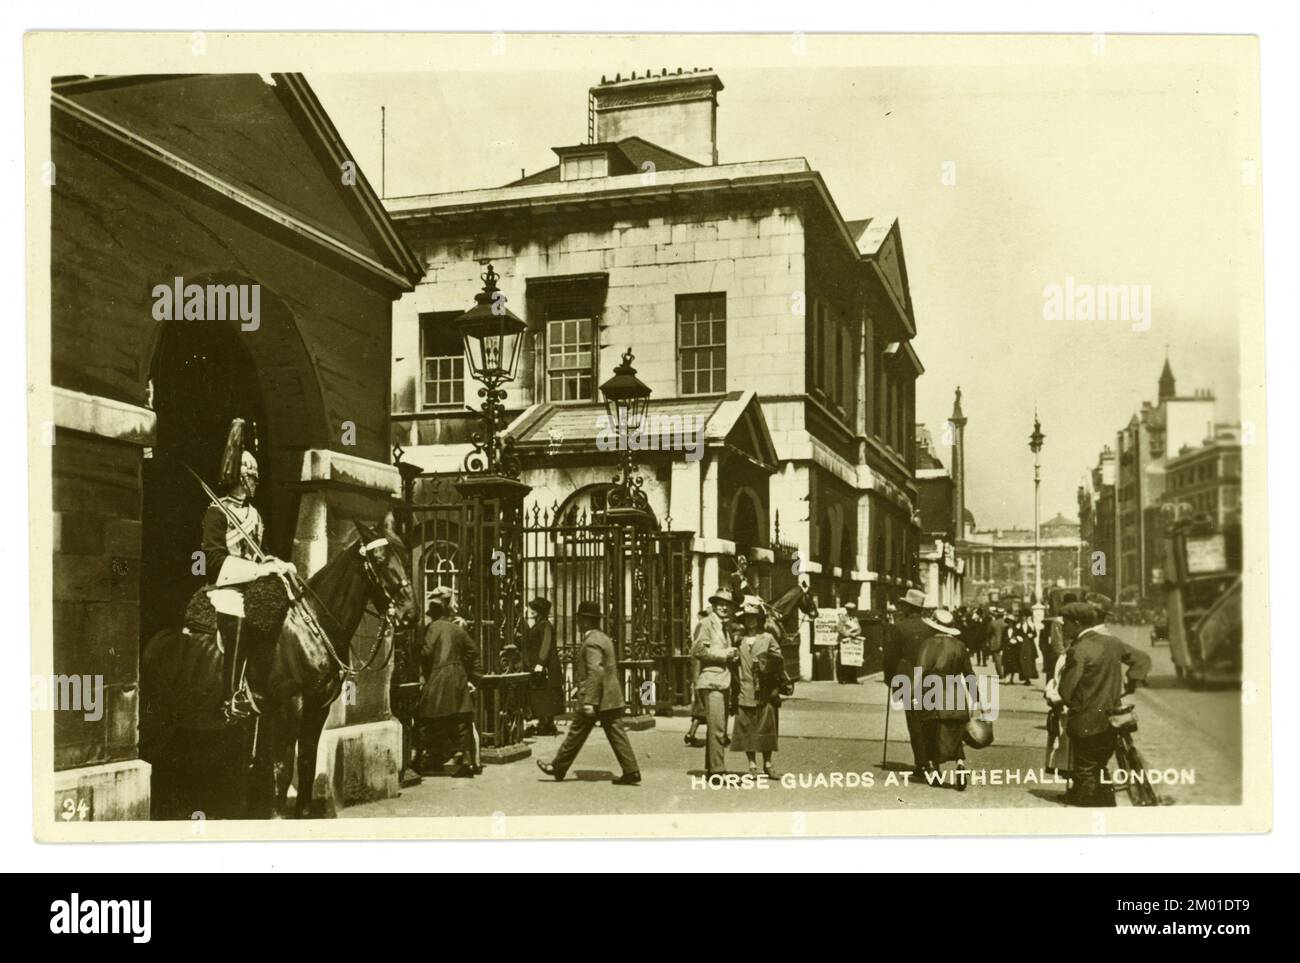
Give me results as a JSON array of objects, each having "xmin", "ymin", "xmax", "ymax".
[{"xmin": 25, "ymin": 31, "xmax": 1268, "ymax": 841}]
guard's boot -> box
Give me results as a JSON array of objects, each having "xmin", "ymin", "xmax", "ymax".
[{"xmin": 218, "ymin": 614, "xmax": 257, "ymax": 723}]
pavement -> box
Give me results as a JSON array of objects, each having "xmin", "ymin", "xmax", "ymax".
[{"xmin": 345, "ymin": 625, "xmax": 1241, "ymax": 820}]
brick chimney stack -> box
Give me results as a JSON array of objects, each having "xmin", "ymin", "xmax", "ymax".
[{"xmin": 590, "ymin": 68, "xmax": 723, "ymax": 166}]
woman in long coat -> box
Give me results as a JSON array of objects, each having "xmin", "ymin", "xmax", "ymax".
[
  {"xmin": 1007, "ymin": 607, "xmax": 1039, "ymax": 684},
  {"xmin": 522, "ymin": 597, "xmax": 564, "ymax": 735},
  {"xmin": 913, "ymin": 608, "xmax": 975, "ymax": 789},
  {"xmin": 417, "ymin": 599, "xmax": 481, "ymax": 777},
  {"xmin": 731, "ymin": 597, "xmax": 784, "ymax": 777}
]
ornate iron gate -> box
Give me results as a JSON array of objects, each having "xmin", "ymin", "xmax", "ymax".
[
  {"xmin": 396, "ymin": 489, "xmax": 696, "ymax": 760},
  {"xmin": 519, "ymin": 504, "xmax": 693, "ymax": 717}
]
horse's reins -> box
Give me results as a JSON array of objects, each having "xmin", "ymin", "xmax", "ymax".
[{"xmin": 297, "ymin": 537, "xmax": 407, "ymax": 677}]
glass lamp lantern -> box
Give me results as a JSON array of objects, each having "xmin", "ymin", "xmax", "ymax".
[
  {"xmin": 455, "ymin": 264, "xmax": 526, "ymax": 386},
  {"xmin": 599, "ymin": 348, "xmax": 651, "ymax": 440}
]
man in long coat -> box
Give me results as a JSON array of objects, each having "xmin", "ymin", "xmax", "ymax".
[
  {"xmin": 987, "ymin": 607, "xmax": 1006, "ymax": 678},
  {"xmin": 538, "ymin": 601, "xmax": 640, "ymax": 785},
  {"xmin": 1057, "ymin": 602, "xmax": 1152, "ymax": 806},
  {"xmin": 882, "ymin": 588, "xmax": 932, "ymax": 776},
  {"xmin": 416, "ymin": 598, "xmax": 481, "ymax": 778}
]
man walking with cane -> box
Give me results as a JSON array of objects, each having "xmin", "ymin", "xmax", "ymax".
[{"xmin": 880, "ymin": 589, "xmax": 931, "ymax": 776}]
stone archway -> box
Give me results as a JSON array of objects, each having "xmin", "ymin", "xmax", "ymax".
[{"xmin": 139, "ymin": 273, "xmax": 330, "ymax": 636}]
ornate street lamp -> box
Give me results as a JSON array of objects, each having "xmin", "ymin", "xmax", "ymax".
[
  {"xmin": 1029, "ymin": 410, "xmax": 1046, "ymax": 626},
  {"xmin": 452, "ymin": 264, "xmax": 532, "ymax": 764},
  {"xmin": 600, "ymin": 347, "xmax": 654, "ymax": 523},
  {"xmin": 599, "ymin": 348, "xmax": 657, "ymax": 696},
  {"xmin": 455, "ymin": 263, "xmax": 527, "ymax": 478}
]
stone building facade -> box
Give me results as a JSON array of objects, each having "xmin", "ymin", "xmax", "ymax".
[
  {"xmin": 1163, "ymin": 425, "xmax": 1243, "ymax": 530},
  {"xmin": 386, "ymin": 70, "xmax": 925, "ymax": 679},
  {"xmin": 47, "ymin": 74, "xmax": 421, "ymax": 818}
]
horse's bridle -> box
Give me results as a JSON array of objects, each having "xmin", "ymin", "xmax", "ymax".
[{"xmin": 354, "ymin": 537, "xmax": 411, "ymax": 673}]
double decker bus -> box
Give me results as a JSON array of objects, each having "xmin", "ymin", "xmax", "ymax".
[{"xmin": 1163, "ymin": 519, "xmax": 1242, "ymax": 687}]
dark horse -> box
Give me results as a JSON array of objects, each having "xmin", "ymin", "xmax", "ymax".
[
  {"xmin": 141, "ymin": 517, "xmax": 416, "ymax": 818},
  {"xmin": 765, "ymin": 581, "xmax": 820, "ymax": 648}
]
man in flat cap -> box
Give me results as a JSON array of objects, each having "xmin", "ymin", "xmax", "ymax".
[
  {"xmin": 1055, "ymin": 601, "xmax": 1152, "ymax": 806},
  {"xmin": 538, "ymin": 600, "xmax": 640, "ymax": 785}
]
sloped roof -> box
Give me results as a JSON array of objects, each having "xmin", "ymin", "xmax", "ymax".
[
  {"xmin": 505, "ymin": 389, "xmax": 778, "ymax": 471},
  {"xmin": 506, "ymin": 135, "xmax": 704, "ymax": 187},
  {"xmin": 916, "ymin": 446, "xmax": 947, "ymax": 472},
  {"xmin": 52, "ymin": 73, "xmax": 423, "ymax": 290}
]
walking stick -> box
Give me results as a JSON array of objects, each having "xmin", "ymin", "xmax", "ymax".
[{"xmin": 881, "ymin": 680, "xmax": 892, "ymax": 767}]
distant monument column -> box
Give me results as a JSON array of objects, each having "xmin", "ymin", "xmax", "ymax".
[{"xmin": 949, "ymin": 387, "xmax": 968, "ymax": 540}]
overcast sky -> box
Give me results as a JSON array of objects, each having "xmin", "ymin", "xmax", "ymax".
[{"xmin": 310, "ymin": 35, "xmax": 1249, "ymax": 529}]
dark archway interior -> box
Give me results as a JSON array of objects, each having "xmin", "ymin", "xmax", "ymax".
[
  {"xmin": 141, "ymin": 312, "xmax": 268, "ymax": 640},
  {"xmin": 733, "ymin": 491, "xmax": 760, "ymax": 553}
]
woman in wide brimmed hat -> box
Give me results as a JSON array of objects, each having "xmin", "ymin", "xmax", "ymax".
[
  {"xmin": 913, "ymin": 608, "xmax": 976, "ymax": 790},
  {"xmin": 731, "ymin": 596, "xmax": 784, "ymax": 777}
]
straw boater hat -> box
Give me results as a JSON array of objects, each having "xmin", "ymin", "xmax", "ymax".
[
  {"xmin": 922, "ymin": 608, "xmax": 963, "ymax": 636},
  {"xmin": 898, "ymin": 588, "xmax": 927, "ymax": 612},
  {"xmin": 709, "ymin": 587, "xmax": 736, "ymax": 607}
]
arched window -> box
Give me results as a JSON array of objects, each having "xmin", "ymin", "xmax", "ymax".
[
  {"xmin": 556, "ymin": 483, "xmax": 614, "ymax": 526},
  {"xmin": 412, "ymin": 511, "xmax": 462, "ymax": 614}
]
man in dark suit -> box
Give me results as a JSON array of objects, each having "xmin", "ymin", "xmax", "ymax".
[
  {"xmin": 538, "ymin": 600, "xmax": 641, "ymax": 785},
  {"xmin": 1057, "ymin": 602, "xmax": 1153, "ymax": 806},
  {"xmin": 882, "ymin": 588, "xmax": 932, "ymax": 777}
]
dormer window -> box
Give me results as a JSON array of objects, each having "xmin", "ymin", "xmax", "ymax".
[
  {"xmin": 552, "ymin": 143, "xmax": 634, "ymax": 182},
  {"xmin": 561, "ymin": 152, "xmax": 609, "ymax": 181}
]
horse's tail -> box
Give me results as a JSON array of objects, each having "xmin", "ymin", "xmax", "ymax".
[{"xmin": 139, "ymin": 626, "xmax": 226, "ymax": 759}]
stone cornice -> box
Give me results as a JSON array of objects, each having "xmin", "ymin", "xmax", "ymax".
[{"xmin": 51, "ymin": 387, "xmax": 155, "ymax": 446}]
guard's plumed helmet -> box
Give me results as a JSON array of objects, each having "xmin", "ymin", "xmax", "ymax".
[{"xmin": 218, "ymin": 417, "xmax": 259, "ymax": 493}]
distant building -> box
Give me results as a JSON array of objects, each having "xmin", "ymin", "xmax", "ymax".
[
  {"xmin": 1163, "ymin": 424, "xmax": 1243, "ymax": 529},
  {"xmin": 960, "ymin": 523, "xmax": 1083, "ymax": 606},
  {"xmin": 1078, "ymin": 446, "xmax": 1117, "ymax": 602},
  {"xmin": 914, "ymin": 391, "xmax": 966, "ymax": 607},
  {"xmin": 1114, "ymin": 359, "xmax": 1216, "ymax": 600}
]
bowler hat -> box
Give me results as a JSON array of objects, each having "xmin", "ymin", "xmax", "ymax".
[
  {"xmin": 528, "ymin": 597, "xmax": 552, "ymax": 616},
  {"xmin": 898, "ymin": 588, "xmax": 927, "ymax": 611},
  {"xmin": 576, "ymin": 600, "xmax": 603, "ymax": 620}
]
